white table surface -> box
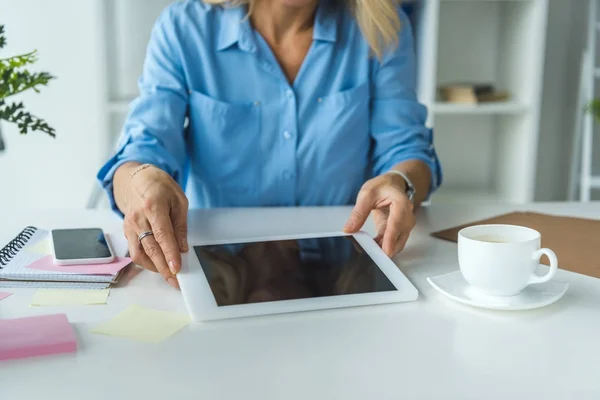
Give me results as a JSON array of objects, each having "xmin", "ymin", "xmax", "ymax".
[{"xmin": 1, "ymin": 203, "xmax": 599, "ymax": 400}]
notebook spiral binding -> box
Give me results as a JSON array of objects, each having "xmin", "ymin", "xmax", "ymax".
[{"xmin": 0, "ymin": 226, "xmax": 38, "ymax": 268}]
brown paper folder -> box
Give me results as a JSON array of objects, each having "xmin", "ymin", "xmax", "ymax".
[{"xmin": 431, "ymin": 212, "xmax": 600, "ymax": 279}]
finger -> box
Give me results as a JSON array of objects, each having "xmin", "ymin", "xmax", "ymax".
[
  {"xmin": 148, "ymin": 213, "xmax": 182, "ymax": 276},
  {"xmin": 140, "ymin": 233, "xmax": 179, "ymax": 289},
  {"xmin": 392, "ymin": 233, "xmax": 411, "ymax": 256},
  {"xmin": 124, "ymin": 216, "xmax": 155, "ymax": 271},
  {"xmin": 373, "ymin": 211, "xmax": 387, "ymax": 240},
  {"xmin": 171, "ymin": 195, "xmax": 189, "ymax": 253},
  {"xmin": 390, "ymin": 212, "xmax": 416, "ymax": 256},
  {"xmin": 125, "ymin": 228, "xmax": 155, "ymax": 271},
  {"xmin": 344, "ymin": 186, "xmax": 377, "ymax": 233},
  {"xmin": 382, "ymin": 202, "xmax": 404, "ymax": 256},
  {"xmin": 374, "ymin": 227, "xmax": 384, "ymax": 247}
]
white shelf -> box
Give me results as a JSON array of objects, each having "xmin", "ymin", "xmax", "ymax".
[
  {"xmin": 432, "ymin": 101, "xmax": 528, "ymax": 115},
  {"xmin": 589, "ymin": 177, "xmax": 600, "ymax": 188},
  {"xmin": 417, "ymin": 0, "xmax": 547, "ymax": 203}
]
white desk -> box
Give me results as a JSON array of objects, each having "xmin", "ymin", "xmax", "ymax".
[{"xmin": 1, "ymin": 204, "xmax": 599, "ymax": 400}]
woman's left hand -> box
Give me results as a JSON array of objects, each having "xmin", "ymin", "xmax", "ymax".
[{"xmin": 343, "ymin": 173, "xmax": 416, "ymax": 257}]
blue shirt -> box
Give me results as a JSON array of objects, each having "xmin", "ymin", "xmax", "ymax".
[{"xmin": 98, "ymin": 1, "xmax": 442, "ymax": 213}]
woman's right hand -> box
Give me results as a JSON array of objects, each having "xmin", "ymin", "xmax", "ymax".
[{"xmin": 114, "ymin": 163, "xmax": 189, "ymax": 289}]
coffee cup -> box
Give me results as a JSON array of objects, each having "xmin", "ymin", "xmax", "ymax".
[{"xmin": 457, "ymin": 224, "xmax": 558, "ymax": 297}]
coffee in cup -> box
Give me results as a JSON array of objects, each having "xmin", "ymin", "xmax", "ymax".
[{"xmin": 458, "ymin": 224, "xmax": 558, "ymax": 296}]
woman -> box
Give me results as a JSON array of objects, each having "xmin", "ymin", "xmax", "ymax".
[{"xmin": 98, "ymin": 0, "xmax": 442, "ymax": 289}]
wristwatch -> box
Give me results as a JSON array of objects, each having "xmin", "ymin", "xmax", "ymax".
[{"xmin": 387, "ymin": 170, "xmax": 415, "ymax": 203}]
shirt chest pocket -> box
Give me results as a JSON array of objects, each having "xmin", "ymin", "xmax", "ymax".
[
  {"xmin": 187, "ymin": 90, "xmax": 261, "ymax": 185},
  {"xmin": 320, "ymin": 82, "xmax": 370, "ymax": 110},
  {"xmin": 313, "ymin": 83, "xmax": 370, "ymax": 145},
  {"xmin": 304, "ymin": 83, "xmax": 371, "ymax": 187}
]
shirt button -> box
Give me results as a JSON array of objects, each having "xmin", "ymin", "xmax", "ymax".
[
  {"xmin": 285, "ymin": 89, "xmax": 294, "ymax": 98},
  {"xmin": 283, "ymin": 130, "xmax": 292, "ymax": 140}
]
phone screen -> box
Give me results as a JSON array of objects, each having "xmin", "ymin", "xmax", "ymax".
[{"xmin": 52, "ymin": 228, "xmax": 112, "ymax": 260}]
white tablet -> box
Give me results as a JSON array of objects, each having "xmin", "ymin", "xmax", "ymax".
[{"xmin": 178, "ymin": 232, "xmax": 418, "ymax": 321}]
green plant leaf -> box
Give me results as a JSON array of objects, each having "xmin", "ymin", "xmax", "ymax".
[
  {"xmin": 0, "ymin": 25, "xmax": 6, "ymax": 49},
  {"xmin": 0, "ymin": 50, "xmax": 38, "ymax": 68},
  {"xmin": 0, "ymin": 99, "xmax": 56, "ymax": 137},
  {"xmin": 586, "ymin": 99, "xmax": 600, "ymax": 121},
  {"xmin": 0, "ymin": 24, "xmax": 55, "ymax": 136},
  {"xmin": 0, "ymin": 68, "xmax": 54, "ymax": 99}
]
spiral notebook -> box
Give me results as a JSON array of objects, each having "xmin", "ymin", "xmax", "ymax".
[{"xmin": 0, "ymin": 226, "xmax": 129, "ymax": 289}]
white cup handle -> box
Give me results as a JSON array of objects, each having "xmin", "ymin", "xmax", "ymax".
[{"xmin": 528, "ymin": 248, "xmax": 558, "ymax": 285}]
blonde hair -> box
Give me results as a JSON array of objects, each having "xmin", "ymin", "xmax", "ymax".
[{"xmin": 204, "ymin": 0, "xmax": 402, "ymax": 59}]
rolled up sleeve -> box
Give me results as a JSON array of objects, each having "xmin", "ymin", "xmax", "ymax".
[
  {"xmin": 370, "ymin": 9, "xmax": 442, "ymax": 195},
  {"xmin": 97, "ymin": 7, "xmax": 188, "ymax": 215}
]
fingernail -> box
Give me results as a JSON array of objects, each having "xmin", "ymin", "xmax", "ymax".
[
  {"xmin": 168, "ymin": 277, "xmax": 179, "ymax": 288},
  {"xmin": 344, "ymin": 220, "xmax": 354, "ymax": 232},
  {"xmin": 168, "ymin": 260, "xmax": 178, "ymax": 275},
  {"xmin": 180, "ymin": 238, "xmax": 189, "ymax": 252}
]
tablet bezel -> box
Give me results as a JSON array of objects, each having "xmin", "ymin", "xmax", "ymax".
[{"xmin": 178, "ymin": 231, "xmax": 418, "ymax": 321}]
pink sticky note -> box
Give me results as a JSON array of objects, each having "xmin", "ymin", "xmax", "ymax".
[
  {"xmin": 0, "ymin": 313, "xmax": 77, "ymax": 361},
  {"xmin": 26, "ymin": 255, "xmax": 131, "ymax": 275},
  {"xmin": 0, "ymin": 292, "xmax": 12, "ymax": 301}
]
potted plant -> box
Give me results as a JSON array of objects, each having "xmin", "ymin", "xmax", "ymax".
[
  {"xmin": 0, "ymin": 24, "xmax": 55, "ymax": 137},
  {"xmin": 587, "ymin": 99, "xmax": 600, "ymax": 121}
]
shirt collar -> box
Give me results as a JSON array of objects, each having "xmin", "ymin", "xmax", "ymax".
[
  {"xmin": 217, "ymin": 6, "xmax": 256, "ymax": 52},
  {"xmin": 217, "ymin": 2, "xmax": 337, "ymax": 51},
  {"xmin": 313, "ymin": 1, "xmax": 338, "ymax": 43}
]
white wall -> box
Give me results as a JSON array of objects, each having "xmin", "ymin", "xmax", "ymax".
[
  {"xmin": 0, "ymin": 0, "xmax": 107, "ymax": 213},
  {"xmin": 106, "ymin": 0, "xmax": 174, "ymax": 149},
  {"xmin": 109, "ymin": 0, "xmax": 173, "ymax": 100}
]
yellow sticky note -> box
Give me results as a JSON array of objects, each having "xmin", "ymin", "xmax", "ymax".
[
  {"xmin": 26, "ymin": 238, "xmax": 52, "ymax": 255},
  {"xmin": 30, "ymin": 289, "xmax": 110, "ymax": 306},
  {"xmin": 91, "ymin": 305, "xmax": 191, "ymax": 343}
]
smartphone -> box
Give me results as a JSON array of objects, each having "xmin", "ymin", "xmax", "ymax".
[{"xmin": 51, "ymin": 228, "xmax": 115, "ymax": 265}]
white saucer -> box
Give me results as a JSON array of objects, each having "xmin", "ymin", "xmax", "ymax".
[{"xmin": 427, "ymin": 270, "xmax": 569, "ymax": 311}]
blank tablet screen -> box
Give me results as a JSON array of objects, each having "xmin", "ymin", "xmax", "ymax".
[{"xmin": 193, "ymin": 236, "xmax": 397, "ymax": 306}]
